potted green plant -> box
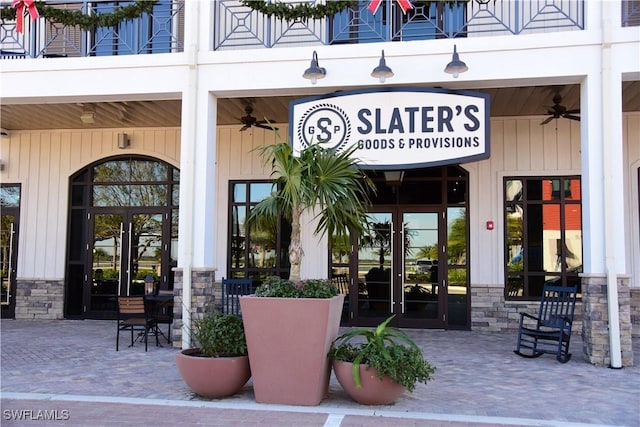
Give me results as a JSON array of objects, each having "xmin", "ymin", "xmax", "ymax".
[
  {"xmin": 404, "ymin": 283, "xmax": 436, "ymax": 312},
  {"xmin": 175, "ymin": 311, "xmax": 250, "ymax": 399},
  {"xmin": 253, "ymin": 276, "xmax": 338, "ymax": 298},
  {"xmin": 328, "ymin": 315, "xmax": 436, "ymax": 405},
  {"xmin": 240, "ymin": 139, "xmax": 374, "ymax": 406}
]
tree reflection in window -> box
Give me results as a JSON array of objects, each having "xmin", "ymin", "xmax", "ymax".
[
  {"xmin": 504, "ymin": 176, "xmax": 582, "ymax": 299},
  {"xmin": 0, "ymin": 185, "xmax": 20, "ymax": 207},
  {"xmin": 92, "ymin": 159, "xmax": 170, "ymax": 207},
  {"xmin": 228, "ymin": 181, "xmax": 290, "ymax": 281}
]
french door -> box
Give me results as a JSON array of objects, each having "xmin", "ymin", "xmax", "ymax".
[
  {"xmin": 346, "ymin": 206, "xmax": 469, "ymax": 329},
  {"xmin": 331, "ymin": 166, "xmax": 469, "ymax": 329},
  {"xmin": 1, "ymin": 184, "xmax": 20, "ymax": 319},
  {"xmin": 353, "ymin": 208, "xmax": 445, "ymax": 328},
  {"xmin": 1, "ymin": 212, "xmax": 18, "ymax": 319},
  {"xmin": 66, "ymin": 156, "xmax": 179, "ymax": 319},
  {"xmin": 86, "ymin": 209, "xmax": 166, "ymax": 317}
]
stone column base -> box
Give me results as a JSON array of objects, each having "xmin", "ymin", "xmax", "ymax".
[
  {"xmin": 15, "ymin": 279, "xmax": 64, "ymax": 320},
  {"xmin": 632, "ymin": 288, "xmax": 640, "ymax": 338},
  {"xmin": 172, "ymin": 268, "xmax": 217, "ymax": 349},
  {"xmin": 581, "ymin": 274, "xmax": 633, "ymax": 366}
]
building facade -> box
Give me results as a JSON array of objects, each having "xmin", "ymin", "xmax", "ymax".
[{"xmin": 1, "ymin": 0, "xmax": 639, "ymax": 367}]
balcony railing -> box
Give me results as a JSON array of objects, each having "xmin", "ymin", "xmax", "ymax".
[
  {"xmin": 623, "ymin": 0, "xmax": 640, "ymax": 26},
  {"xmin": 6, "ymin": 1, "xmax": 640, "ymax": 58},
  {"xmin": 0, "ymin": 0, "xmax": 184, "ymax": 58},
  {"xmin": 214, "ymin": 0, "xmax": 585, "ymax": 50}
]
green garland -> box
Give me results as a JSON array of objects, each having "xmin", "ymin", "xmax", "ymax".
[
  {"xmin": 240, "ymin": 1, "xmax": 355, "ymax": 21},
  {"xmin": 240, "ymin": 1, "xmax": 470, "ymax": 21},
  {"xmin": 1, "ymin": 1, "xmax": 472, "ymax": 29},
  {"xmin": 0, "ymin": 1, "xmax": 157, "ymax": 30}
]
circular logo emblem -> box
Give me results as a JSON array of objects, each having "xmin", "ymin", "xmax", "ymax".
[{"xmin": 297, "ymin": 103, "xmax": 351, "ymax": 151}]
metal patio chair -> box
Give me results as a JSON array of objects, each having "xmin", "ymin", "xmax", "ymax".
[
  {"xmin": 116, "ymin": 296, "xmax": 159, "ymax": 352},
  {"xmin": 149, "ymin": 290, "xmax": 174, "ymax": 344}
]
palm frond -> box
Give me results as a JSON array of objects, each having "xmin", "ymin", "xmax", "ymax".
[{"xmin": 247, "ymin": 140, "xmax": 376, "ymax": 279}]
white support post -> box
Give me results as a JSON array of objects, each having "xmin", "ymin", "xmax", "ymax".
[
  {"xmin": 601, "ymin": 1, "xmax": 624, "ymax": 369},
  {"xmin": 177, "ymin": 0, "xmax": 201, "ymax": 349}
]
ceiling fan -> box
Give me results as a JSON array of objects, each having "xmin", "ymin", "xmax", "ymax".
[
  {"xmin": 238, "ymin": 101, "xmax": 278, "ymax": 132},
  {"xmin": 540, "ymin": 93, "xmax": 580, "ymax": 125}
]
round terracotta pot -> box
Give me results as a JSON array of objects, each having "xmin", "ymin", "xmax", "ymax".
[
  {"xmin": 332, "ymin": 360, "xmax": 406, "ymax": 405},
  {"xmin": 175, "ymin": 348, "xmax": 250, "ymax": 399}
]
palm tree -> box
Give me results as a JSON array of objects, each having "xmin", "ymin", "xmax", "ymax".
[
  {"xmin": 359, "ymin": 221, "xmax": 391, "ymax": 270},
  {"xmin": 247, "ymin": 141, "xmax": 375, "ymax": 281}
]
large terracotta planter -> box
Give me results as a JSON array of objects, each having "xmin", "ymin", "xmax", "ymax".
[
  {"xmin": 239, "ymin": 294, "xmax": 344, "ymax": 405},
  {"xmin": 175, "ymin": 348, "xmax": 251, "ymax": 399},
  {"xmin": 333, "ymin": 360, "xmax": 406, "ymax": 405}
]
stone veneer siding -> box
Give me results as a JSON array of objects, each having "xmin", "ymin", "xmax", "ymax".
[
  {"xmin": 631, "ymin": 288, "xmax": 640, "ymax": 339},
  {"xmin": 470, "ymin": 284, "xmax": 584, "ymax": 334},
  {"xmin": 581, "ymin": 275, "xmax": 633, "ymax": 367},
  {"xmin": 14, "ymin": 279, "xmax": 64, "ymax": 320},
  {"xmin": 172, "ymin": 268, "xmax": 219, "ymax": 348},
  {"xmin": 471, "ymin": 280, "xmax": 634, "ymax": 367}
]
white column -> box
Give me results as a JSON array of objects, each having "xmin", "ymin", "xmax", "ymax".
[
  {"xmin": 191, "ymin": 94, "xmax": 218, "ymax": 268},
  {"xmin": 600, "ymin": 1, "xmax": 625, "ymax": 368},
  {"xmin": 177, "ymin": 0, "xmax": 204, "ymax": 348},
  {"xmin": 581, "ymin": 80, "xmax": 605, "ymax": 274}
]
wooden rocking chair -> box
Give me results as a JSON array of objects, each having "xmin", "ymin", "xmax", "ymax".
[
  {"xmin": 514, "ymin": 283, "xmax": 578, "ymax": 363},
  {"xmin": 331, "ymin": 274, "xmax": 350, "ymax": 322}
]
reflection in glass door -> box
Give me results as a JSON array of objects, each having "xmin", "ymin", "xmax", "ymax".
[
  {"xmin": 90, "ymin": 213, "xmax": 123, "ymax": 313},
  {"xmin": 1, "ymin": 214, "xmax": 18, "ymax": 318},
  {"xmin": 332, "ymin": 166, "xmax": 469, "ymax": 329},
  {"xmin": 88, "ymin": 211, "xmax": 164, "ymax": 316},
  {"xmin": 402, "ymin": 212, "xmax": 441, "ymax": 327},
  {"xmin": 357, "ymin": 213, "xmax": 393, "ymax": 321},
  {"xmin": 128, "ymin": 212, "xmax": 164, "ymax": 295},
  {"xmin": 1, "ymin": 184, "xmax": 20, "ymax": 319},
  {"xmin": 354, "ymin": 210, "xmax": 445, "ymax": 328}
]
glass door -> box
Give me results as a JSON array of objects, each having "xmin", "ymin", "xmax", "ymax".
[
  {"xmin": 400, "ymin": 211, "xmax": 443, "ymax": 328},
  {"xmin": 66, "ymin": 157, "xmax": 179, "ymax": 319},
  {"xmin": 89, "ymin": 212, "xmax": 123, "ymax": 314},
  {"xmin": 1, "ymin": 213, "xmax": 18, "ymax": 319},
  {"xmin": 86, "ymin": 210, "xmax": 165, "ymax": 317},
  {"xmin": 356, "ymin": 212, "xmax": 393, "ymax": 325},
  {"xmin": 128, "ymin": 212, "xmax": 164, "ymax": 295},
  {"xmin": 1, "ymin": 184, "xmax": 20, "ymax": 319},
  {"xmin": 353, "ymin": 209, "xmax": 446, "ymax": 328},
  {"xmin": 333, "ymin": 166, "xmax": 469, "ymax": 329}
]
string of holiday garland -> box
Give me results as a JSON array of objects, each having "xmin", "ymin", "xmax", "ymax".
[
  {"xmin": 1, "ymin": 1, "xmax": 472, "ymax": 29},
  {"xmin": 240, "ymin": 1, "xmax": 470, "ymax": 21},
  {"xmin": 0, "ymin": 1, "xmax": 157, "ymax": 30},
  {"xmin": 239, "ymin": 1, "xmax": 355, "ymax": 21}
]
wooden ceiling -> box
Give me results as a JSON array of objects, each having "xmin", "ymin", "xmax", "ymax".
[{"xmin": 1, "ymin": 82, "xmax": 639, "ymax": 131}]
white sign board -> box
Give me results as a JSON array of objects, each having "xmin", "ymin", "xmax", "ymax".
[{"xmin": 290, "ymin": 87, "xmax": 490, "ymax": 169}]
